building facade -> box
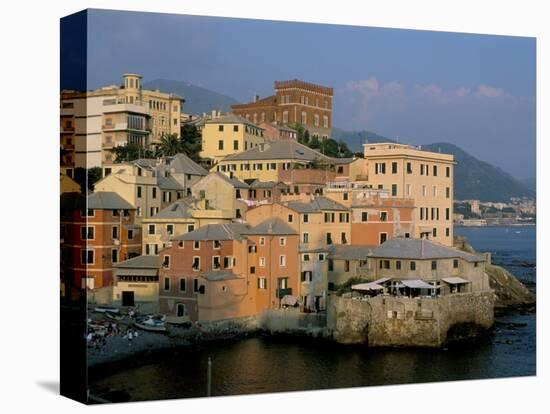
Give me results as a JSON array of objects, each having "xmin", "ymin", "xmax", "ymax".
[{"xmin": 232, "ymin": 79, "xmax": 333, "ymax": 139}]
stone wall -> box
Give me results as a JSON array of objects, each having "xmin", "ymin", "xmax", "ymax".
[
  {"xmin": 259, "ymin": 308, "xmax": 327, "ymax": 334},
  {"xmin": 328, "ymin": 291, "xmax": 494, "ymax": 347}
]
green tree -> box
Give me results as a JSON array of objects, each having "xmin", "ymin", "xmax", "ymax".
[
  {"xmin": 110, "ymin": 143, "xmax": 153, "ymax": 163},
  {"xmin": 156, "ymin": 133, "xmax": 183, "ymax": 157},
  {"xmin": 180, "ymin": 124, "xmax": 202, "ymax": 161},
  {"xmin": 74, "ymin": 167, "xmax": 103, "ymax": 192}
]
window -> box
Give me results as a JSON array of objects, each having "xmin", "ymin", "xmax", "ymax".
[
  {"xmin": 233, "ymin": 140, "xmax": 239, "ymax": 151},
  {"xmin": 301, "ymin": 271, "xmax": 313, "ymax": 282},
  {"xmin": 152, "ymin": 187, "xmax": 157, "ymax": 199},
  {"xmin": 375, "ymin": 162, "xmax": 386, "ymax": 174},
  {"xmin": 128, "ymin": 229, "xmax": 134, "ymax": 240},
  {"xmin": 328, "ymin": 259, "xmax": 334, "ymax": 271},
  {"xmin": 446, "ymin": 166, "xmax": 450, "ymax": 177},
  {"xmin": 318, "ymin": 253, "xmax": 325, "ymax": 261},
  {"xmin": 341, "ymin": 232, "xmax": 347, "ymax": 244},
  {"xmin": 475, "ymin": 262, "xmax": 479, "ymax": 268},
  {"xmin": 342, "ymin": 192, "xmax": 349, "ymax": 200},
  {"xmin": 162, "ymin": 255, "xmax": 170, "ymax": 268},
  {"xmin": 405, "ymin": 232, "xmax": 410, "ymax": 238},
  {"xmin": 279, "ymin": 255, "xmax": 286, "ymax": 267},
  {"xmin": 326, "ymin": 233, "xmax": 333, "ymax": 245},
  {"xmin": 192, "ymin": 257, "xmax": 200, "ymax": 271},
  {"xmin": 178, "ymin": 278, "xmax": 187, "ymax": 292},
  {"xmin": 406, "ymin": 162, "xmax": 413, "ymax": 174},
  {"xmin": 112, "ymin": 226, "xmax": 119, "ymax": 240},
  {"xmin": 233, "ymin": 125, "xmax": 239, "ymax": 132},
  {"xmin": 250, "ymin": 266, "xmax": 256, "ymax": 274},
  {"xmin": 137, "ymin": 186, "xmax": 142, "ymax": 198},
  {"xmin": 193, "ymin": 278, "xmax": 200, "ymax": 292},
  {"xmin": 187, "ymin": 224, "xmax": 195, "ymax": 232},
  {"xmin": 431, "ymin": 260, "xmax": 437, "ymax": 270},
  {"xmin": 212, "ymin": 256, "xmax": 221, "ymax": 270},
  {"xmin": 380, "ymin": 211, "xmax": 388, "ymax": 221},
  {"xmin": 148, "ymin": 224, "xmax": 155, "ymax": 235},
  {"xmin": 410, "ymin": 261, "xmax": 416, "ymax": 271},
  {"xmin": 111, "ymin": 249, "xmax": 118, "ymax": 263},
  {"xmin": 361, "ymin": 212, "xmax": 368, "ymax": 222},
  {"xmin": 258, "ymin": 277, "xmax": 267, "ymax": 289},
  {"xmin": 218, "ymin": 140, "xmax": 224, "ymax": 150},
  {"xmin": 446, "ymin": 187, "xmax": 451, "ymax": 199},
  {"xmin": 218, "ymin": 125, "xmax": 224, "ymax": 132},
  {"xmin": 259, "ymin": 257, "xmax": 266, "ymax": 267},
  {"xmin": 166, "ymin": 224, "xmax": 174, "ymax": 235},
  {"xmin": 392, "ymin": 162, "xmax": 398, "ymax": 174},
  {"xmin": 422, "ymin": 185, "xmax": 427, "ymax": 197},
  {"xmin": 339, "ymin": 213, "xmax": 349, "ymax": 223},
  {"xmin": 81, "ymin": 226, "xmax": 94, "ymax": 240},
  {"xmin": 433, "ymin": 165, "xmax": 438, "ymax": 176},
  {"xmin": 303, "ymin": 254, "xmax": 310, "ymax": 262},
  {"xmin": 288, "ymin": 214, "xmax": 293, "ymax": 223},
  {"xmin": 302, "ymin": 233, "xmax": 309, "ymax": 244},
  {"xmin": 176, "ymin": 303, "xmax": 186, "ymax": 317},
  {"xmin": 453, "ymin": 259, "xmax": 459, "ymax": 269},
  {"xmin": 301, "ymin": 111, "xmax": 307, "ymax": 124},
  {"xmin": 391, "ymin": 184, "xmax": 397, "ymax": 196},
  {"xmin": 323, "ymin": 115, "xmax": 329, "ymax": 128},
  {"xmin": 406, "ymin": 184, "xmax": 412, "ymax": 197},
  {"xmin": 259, "ymin": 237, "xmax": 265, "ymax": 246},
  {"xmin": 432, "ymin": 186, "xmax": 437, "ymax": 197},
  {"xmin": 446, "ymin": 208, "xmax": 450, "ymax": 221},
  {"xmin": 283, "ymin": 111, "xmax": 289, "ymax": 123},
  {"xmin": 278, "ymin": 277, "xmax": 289, "ymax": 289},
  {"xmin": 324, "ymin": 212, "xmax": 335, "ymax": 223},
  {"xmin": 379, "ymin": 233, "xmax": 387, "ymax": 244},
  {"xmin": 446, "ymin": 227, "xmax": 450, "ymax": 237},
  {"xmin": 137, "ymin": 207, "xmax": 142, "ymax": 217},
  {"xmin": 344, "ymin": 261, "xmax": 350, "ymax": 272},
  {"xmin": 193, "ymin": 241, "xmax": 200, "ymax": 250},
  {"xmin": 81, "ymin": 249, "xmax": 94, "ymax": 265},
  {"xmin": 213, "ymin": 240, "xmax": 221, "ymax": 249},
  {"xmin": 163, "ymin": 277, "xmax": 170, "ymax": 291},
  {"xmin": 279, "ymin": 237, "xmax": 286, "ymax": 246},
  {"xmin": 303, "ymin": 214, "xmax": 309, "ymax": 223},
  {"xmin": 433, "ymin": 228, "xmax": 437, "ymax": 237},
  {"xmin": 396, "ymin": 260, "xmax": 402, "ymax": 270}
]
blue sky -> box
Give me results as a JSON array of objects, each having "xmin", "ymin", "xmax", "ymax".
[{"xmin": 82, "ymin": 9, "xmax": 536, "ymax": 179}]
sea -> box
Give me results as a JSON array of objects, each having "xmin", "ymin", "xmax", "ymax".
[{"xmin": 88, "ymin": 226, "xmax": 536, "ymax": 402}]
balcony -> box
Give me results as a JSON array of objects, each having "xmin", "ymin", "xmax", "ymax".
[
  {"xmin": 276, "ymin": 288, "xmax": 292, "ymax": 298},
  {"xmin": 60, "ymin": 126, "xmax": 75, "ymax": 133}
]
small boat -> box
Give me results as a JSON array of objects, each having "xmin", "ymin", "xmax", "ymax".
[
  {"xmin": 105, "ymin": 311, "xmax": 125, "ymax": 321},
  {"xmin": 94, "ymin": 306, "xmax": 120, "ymax": 314},
  {"xmin": 134, "ymin": 316, "xmax": 167, "ymax": 332}
]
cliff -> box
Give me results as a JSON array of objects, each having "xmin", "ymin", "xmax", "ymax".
[{"xmin": 455, "ymin": 237, "xmax": 536, "ymax": 309}]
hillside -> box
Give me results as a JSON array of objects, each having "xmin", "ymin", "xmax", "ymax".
[
  {"xmin": 143, "ymin": 79, "xmax": 239, "ymax": 115},
  {"xmin": 422, "ymin": 143, "xmax": 534, "ymax": 202},
  {"xmin": 331, "ymin": 128, "xmax": 395, "ymax": 151}
]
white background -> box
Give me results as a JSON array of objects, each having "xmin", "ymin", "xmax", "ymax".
[{"xmin": 0, "ymin": 0, "xmax": 546, "ymax": 412}]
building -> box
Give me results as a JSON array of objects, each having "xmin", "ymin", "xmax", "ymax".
[
  {"xmin": 60, "ymin": 73, "xmax": 183, "ymax": 169},
  {"xmin": 214, "ymin": 140, "xmax": 359, "ymax": 193},
  {"xmin": 232, "ymin": 79, "xmax": 333, "ymax": 139},
  {"xmin": 112, "ymin": 255, "xmax": 160, "ymax": 311},
  {"xmin": 60, "ymin": 173, "xmax": 81, "ymax": 194},
  {"xmin": 362, "ymin": 142, "xmax": 455, "ymax": 246},
  {"xmin": 259, "ymin": 122, "xmax": 298, "ymax": 141},
  {"xmin": 60, "ymin": 192, "xmax": 142, "ymax": 290},
  {"xmin": 95, "ymin": 154, "xmax": 207, "ymax": 221},
  {"xmin": 200, "ymin": 113, "xmax": 266, "ymax": 165}
]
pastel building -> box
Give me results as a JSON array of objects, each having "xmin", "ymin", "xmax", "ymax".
[
  {"xmin": 60, "ymin": 192, "xmax": 142, "ymax": 290},
  {"xmin": 362, "ymin": 143, "xmax": 455, "ymax": 246}
]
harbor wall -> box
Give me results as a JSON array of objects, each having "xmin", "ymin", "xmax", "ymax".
[{"xmin": 327, "ymin": 291, "xmax": 494, "ymax": 347}]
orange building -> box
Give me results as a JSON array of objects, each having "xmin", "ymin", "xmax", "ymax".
[
  {"xmin": 60, "ymin": 192, "xmax": 142, "ymax": 290},
  {"xmin": 232, "ymin": 79, "xmax": 333, "ymax": 139}
]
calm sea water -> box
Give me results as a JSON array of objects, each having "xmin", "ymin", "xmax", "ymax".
[{"xmin": 89, "ymin": 226, "xmax": 536, "ymax": 402}]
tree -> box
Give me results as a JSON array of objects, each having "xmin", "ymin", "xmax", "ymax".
[
  {"xmin": 156, "ymin": 133, "xmax": 182, "ymax": 157},
  {"xmin": 110, "ymin": 143, "xmax": 154, "ymax": 163},
  {"xmin": 180, "ymin": 124, "xmax": 202, "ymax": 161}
]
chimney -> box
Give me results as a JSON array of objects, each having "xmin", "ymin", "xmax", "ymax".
[{"xmin": 254, "ymin": 94, "xmax": 260, "ymax": 102}]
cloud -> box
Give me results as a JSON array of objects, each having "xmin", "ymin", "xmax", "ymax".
[{"xmin": 476, "ymin": 84, "xmax": 506, "ymax": 97}]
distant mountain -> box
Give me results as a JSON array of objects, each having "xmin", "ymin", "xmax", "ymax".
[
  {"xmin": 331, "ymin": 127, "xmax": 395, "ymax": 151},
  {"xmin": 143, "ymin": 79, "xmax": 239, "ymax": 115},
  {"xmin": 422, "ymin": 143, "xmax": 535, "ymax": 202},
  {"xmin": 521, "ymin": 177, "xmax": 536, "ymax": 192},
  {"xmin": 333, "ymin": 128, "xmax": 534, "ymax": 202}
]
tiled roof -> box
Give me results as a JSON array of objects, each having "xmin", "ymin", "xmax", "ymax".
[
  {"xmin": 114, "ymin": 255, "xmax": 160, "ymax": 269},
  {"xmin": 371, "ymin": 238, "xmax": 484, "ymax": 262},
  {"xmin": 205, "ymin": 113, "xmax": 264, "ymax": 128},
  {"xmin": 174, "ymin": 223, "xmax": 249, "ymax": 241},
  {"xmin": 328, "ymin": 245, "xmax": 375, "ymax": 260},
  {"xmin": 166, "ymin": 153, "xmax": 208, "ymax": 176},
  {"xmin": 60, "ymin": 191, "xmax": 135, "ymax": 211},
  {"xmin": 222, "ymin": 140, "xmax": 332, "ymax": 162},
  {"xmin": 243, "ymin": 218, "xmax": 298, "ymax": 236},
  {"xmin": 285, "ymin": 196, "xmax": 348, "ymax": 213},
  {"xmin": 157, "ymin": 175, "xmax": 184, "ymax": 190},
  {"xmin": 152, "ymin": 199, "xmax": 193, "ymax": 219}
]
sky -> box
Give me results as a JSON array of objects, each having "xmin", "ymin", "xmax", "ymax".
[{"xmin": 75, "ymin": 9, "xmax": 535, "ymax": 179}]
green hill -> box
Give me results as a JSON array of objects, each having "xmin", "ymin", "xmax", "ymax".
[{"xmin": 143, "ymin": 79, "xmax": 239, "ymax": 115}]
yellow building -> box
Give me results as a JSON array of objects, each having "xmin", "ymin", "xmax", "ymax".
[
  {"xmin": 60, "ymin": 173, "xmax": 81, "ymax": 194},
  {"xmin": 362, "ymin": 143, "xmax": 455, "ymax": 245},
  {"xmin": 200, "ymin": 113, "xmax": 266, "ymax": 165},
  {"xmin": 60, "ymin": 73, "xmax": 183, "ymax": 169}
]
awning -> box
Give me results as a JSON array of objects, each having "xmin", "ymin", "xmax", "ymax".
[
  {"xmin": 373, "ymin": 277, "xmax": 391, "ymax": 284},
  {"xmin": 352, "ymin": 282, "xmax": 384, "ymax": 291},
  {"xmin": 281, "ymin": 295, "xmax": 299, "ymax": 306},
  {"xmin": 442, "ymin": 277, "xmax": 471, "ymax": 285},
  {"xmin": 401, "ymin": 279, "xmax": 435, "ymax": 289}
]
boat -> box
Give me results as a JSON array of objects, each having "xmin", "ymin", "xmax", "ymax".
[
  {"xmin": 134, "ymin": 316, "xmax": 167, "ymax": 332},
  {"xmin": 94, "ymin": 305, "xmax": 120, "ymax": 314},
  {"xmin": 105, "ymin": 311, "xmax": 125, "ymax": 321}
]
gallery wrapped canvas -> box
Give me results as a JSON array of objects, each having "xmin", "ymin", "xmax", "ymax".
[{"xmin": 60, "ymin": 8, "xmax": 536, "ymax": 404}]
